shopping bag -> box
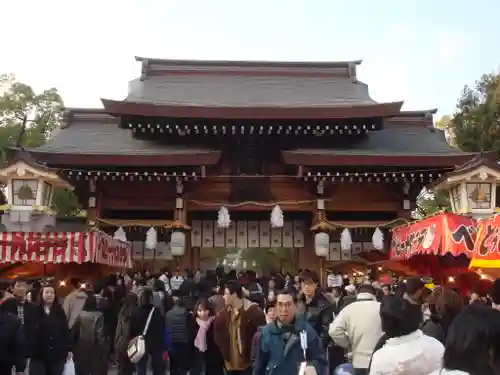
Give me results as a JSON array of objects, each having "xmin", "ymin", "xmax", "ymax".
[{"xmin": 63, "ymin": 358, "xmax": 76, "ymax": 375}]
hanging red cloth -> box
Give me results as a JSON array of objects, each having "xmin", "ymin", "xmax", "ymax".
[{"xmin": 390, "ymin": 212, "xmax": 477, "ymax": 260}]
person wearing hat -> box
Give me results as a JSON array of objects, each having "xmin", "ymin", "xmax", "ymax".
[
  {"xmin": 404, "ymin": 277, "xmax": 432, "ymax": 306},
  {"xmin": 341, "ymin": 284, "xmax": 357, "ymax": 309}
]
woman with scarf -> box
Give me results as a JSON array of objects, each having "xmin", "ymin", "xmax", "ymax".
[{"xmin": 191, "ymin": 299, "xmax": 223, "ymax": 375}]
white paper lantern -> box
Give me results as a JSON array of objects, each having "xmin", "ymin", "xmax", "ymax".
[
  {"xmin": 340, "ymin": 228, "xmax": 353, "ymax": 251},
  {"xmin": 372, "ymin": 227, "xmax": 384, "ymax": 250},
  {"xmin": 145, "ymin": 227, "xmax": 157, "ymax": 250},
  {"xmin": 114, "ymin": 227, "xmax": 128, "ymax": 242},
  {"xmin": 170, "ymin": 231, "xmax": 186, "ymax": 257},
  {"xmin": 314, "ymin": 232, "xmax": 330, "ymax": 257}
]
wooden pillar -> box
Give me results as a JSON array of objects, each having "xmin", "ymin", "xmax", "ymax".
[
  {"xmin": 86, "ymin": 179, "xmax": 100, "ymax": 228},
  {"xmin": 172, "ymin": 179, "xmax": 192, "ymax": 272}
]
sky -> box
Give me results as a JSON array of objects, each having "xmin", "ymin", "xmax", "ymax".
[{"xmin": 1, "ymin": 0, "xmax": 499, "ymax": 118}]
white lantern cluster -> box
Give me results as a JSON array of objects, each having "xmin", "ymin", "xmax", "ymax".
[
  {"xmin": 112, "ymin": 226, "xmax": 187, "ymax": 257},
  {"xmin": 216, "ymin": 205, "xmax": 284, "ymax": 228},
  {"xmin": 314, "ymin": 227, "xmax": 386, "ymax": 258}
]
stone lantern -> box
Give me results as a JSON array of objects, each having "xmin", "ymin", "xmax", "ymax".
[
  {"xmin": 432, "ymin": 155, "xmax": 500, "ymax": 218},
  {"xmin": 0, "ymin": 152, "xmax": 72, "ymax": 232}
]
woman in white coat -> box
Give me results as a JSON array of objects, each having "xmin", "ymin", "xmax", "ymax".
[{"xmin": 369, "ymin": 295, "xmax": 443, "ymax": 375}]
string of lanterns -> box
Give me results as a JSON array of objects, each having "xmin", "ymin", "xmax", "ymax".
[{"xmin": 30, "ymin": 163, "xmax": 453, "ymax": 180}]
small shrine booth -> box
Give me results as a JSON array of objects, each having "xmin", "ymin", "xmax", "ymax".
[
  {"xmin": 0, "ymin": 153, "xmax": 132, "ymax": 281},
  {"xmin": 4, "ymin": 57, "xmax": 486, "ymax": 283},
  {"xmin": 389, "ymin": 155, "xmax": 500, "ymax": 291}
]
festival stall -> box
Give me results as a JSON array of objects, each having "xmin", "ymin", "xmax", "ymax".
[
  {"xmin": 0, "ymin": 230, "xmax": 132, "ymax": 280},
  {"xmin": 390, "ymin": 211, "xmax": 476, "ymax": 290},
  {"xmin": 387, "ymin": 154, "xmax": 500, "ymax": 293}
]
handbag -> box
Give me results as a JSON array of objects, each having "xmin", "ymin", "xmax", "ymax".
[{"xmin": 127, "ymin": 307, "xmax": 155, "ymax": 363}]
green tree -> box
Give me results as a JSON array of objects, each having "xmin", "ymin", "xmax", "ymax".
[
  {"xmin": 416, "ymin": 190, "xmax": 450, "ymax": 217},
  {"xmin": 435, "ymin": 115, "xmax": 452, "ymax": 129},
  {"xmin": 0, "ymin": 74, "xmax": 81, "ymax": 216},
  {"xmin": 417, "ymin": 72, "xmax": 500, "ymax": 216},
  {"xmin": 448, "ymin": 72, "xmax": 500, "ymax": 152}
]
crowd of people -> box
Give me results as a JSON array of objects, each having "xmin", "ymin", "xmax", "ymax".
[{"xmin": 0, "ymin": 267, "xmax": 500, "ymax": 375}]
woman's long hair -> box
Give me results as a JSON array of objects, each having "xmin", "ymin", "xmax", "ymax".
[
  {"xmin": 36, "ymin": 284, "xmax": 65, "ymax": 315},
  {"xmin": 119, "ymin": 292, "xmax": 138, "ymax": 319},
  {"xmin": 443, "ymin": 304, "xmax": 500, "ymax": 375}
]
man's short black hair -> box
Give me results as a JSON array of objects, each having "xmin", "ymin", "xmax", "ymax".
[
  {"xmin": 276, "ymin": 289, "xmax": 298, "ymax": 303},
  {"xmin": 226, "ymin": 280, "xmax": 243, "ymax": 299},
  {"xmin": 358, "ymin": 284, "xmax": 376, "ymax": 295},
  {"xmin": 11, "ymin": 278, "xmax": 27, "ymax": 287},
  {"xmin": 298, "ymin": 269, "xmax": 319, "ymax": 283}
]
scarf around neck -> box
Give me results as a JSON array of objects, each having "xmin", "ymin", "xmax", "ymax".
[{"xmin": 195, "ymin": 316, "xmax": 215, "ymax": 352}]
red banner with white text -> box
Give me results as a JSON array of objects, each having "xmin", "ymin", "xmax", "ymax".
[
  {"xmin": 471, "ymin": 215, "xmax": 500, "ymax": 268},
  {"xmin": 0, "ymin": 231, "xmax": 132, "ymax": 268},
  {"xmin": 390, "ymin": 212, "xmax": 477, "ymax": 260},
  {"xmin": 94, "ymin": 232, "xmax": 132, "ymax": 268},
  {"xmin": 0, "ymin": 232, "xmax": 95, "ymax": 264}
]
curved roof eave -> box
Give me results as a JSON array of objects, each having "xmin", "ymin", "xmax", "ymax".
[{"xmin": 101, "ymin": 98, "xmax": 404, "ymax": 120}]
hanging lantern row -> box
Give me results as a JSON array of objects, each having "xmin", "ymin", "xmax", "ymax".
[
  {"xmin": 304, "ymin": 171, "xmax": 442, "ymax": 183},
  {"xmin": 216, "ymin": 205, "xmax": 285, "ymax": 229},
  {"xmin": 62, "ymin": 170, "xmax": 200, "ymax": 182},
  {"xmin": 219, "ymin": 259, "xmax": 258, "ymax": 268},
  {"xmin": 128, "ymin": 122, "xmax": 377, "ymax": 136},
  {"xmin": 113, "ymin": 226, "xmax": 187, "ymax": 257},
  {"xmin": 314, "ymin": 226, "xmax": 385, "ymax": 257}
]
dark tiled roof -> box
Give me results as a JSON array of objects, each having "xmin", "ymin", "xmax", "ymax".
[
  {"xmin": 287, "ymin": 124, "xmax": 466, "ymax": 156},
  {"xmin": 451, "ymin": 154, "xmax": 500, "ymax": 174},
  {"xmin": 31, "ymin": 110, "xmax": 219, "ymax": 162},
  {"xmin": 2, "ymin": 150, "xmax": 51, "ymax": 171},
  {"xmin": 125, "ymin": 75, "xmax": 377, "ymax": 108}
]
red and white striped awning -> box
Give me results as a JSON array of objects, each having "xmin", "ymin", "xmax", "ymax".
[{"xmin": 0, "ymin": 231, "xmax": 132, "ymax": 268}]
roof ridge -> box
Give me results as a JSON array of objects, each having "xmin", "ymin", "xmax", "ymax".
[{"xmin": 135, "ymin": 56, "xmax": 363, "ymax": 67}]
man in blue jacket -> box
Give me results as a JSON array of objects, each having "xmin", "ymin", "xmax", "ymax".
[{"xmin": 253, "ymin": 289, "xmax": 327, "ymax": 375}]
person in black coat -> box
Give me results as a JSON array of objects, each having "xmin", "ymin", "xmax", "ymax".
[
  {"xmin": 165, "ymin": 290, "xmax": 196, "ymax": 375},
  {"xmin": 129, "ymin": 287, "xmax": 167, "ymax": 375},
  {"xmin": 191, "ymin": 299, "xmax": 223, "ymax": 375},
  {"xmin": 30, "ymin": 285, "xmax": 71, "ymax": 375},
  {"xmin": 0, "ymin": 289, "xmax": 26, "ymax": 374},
  {"xmin": 0, "ymin": 278, "xmax": 37, "ymax": 358}
]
